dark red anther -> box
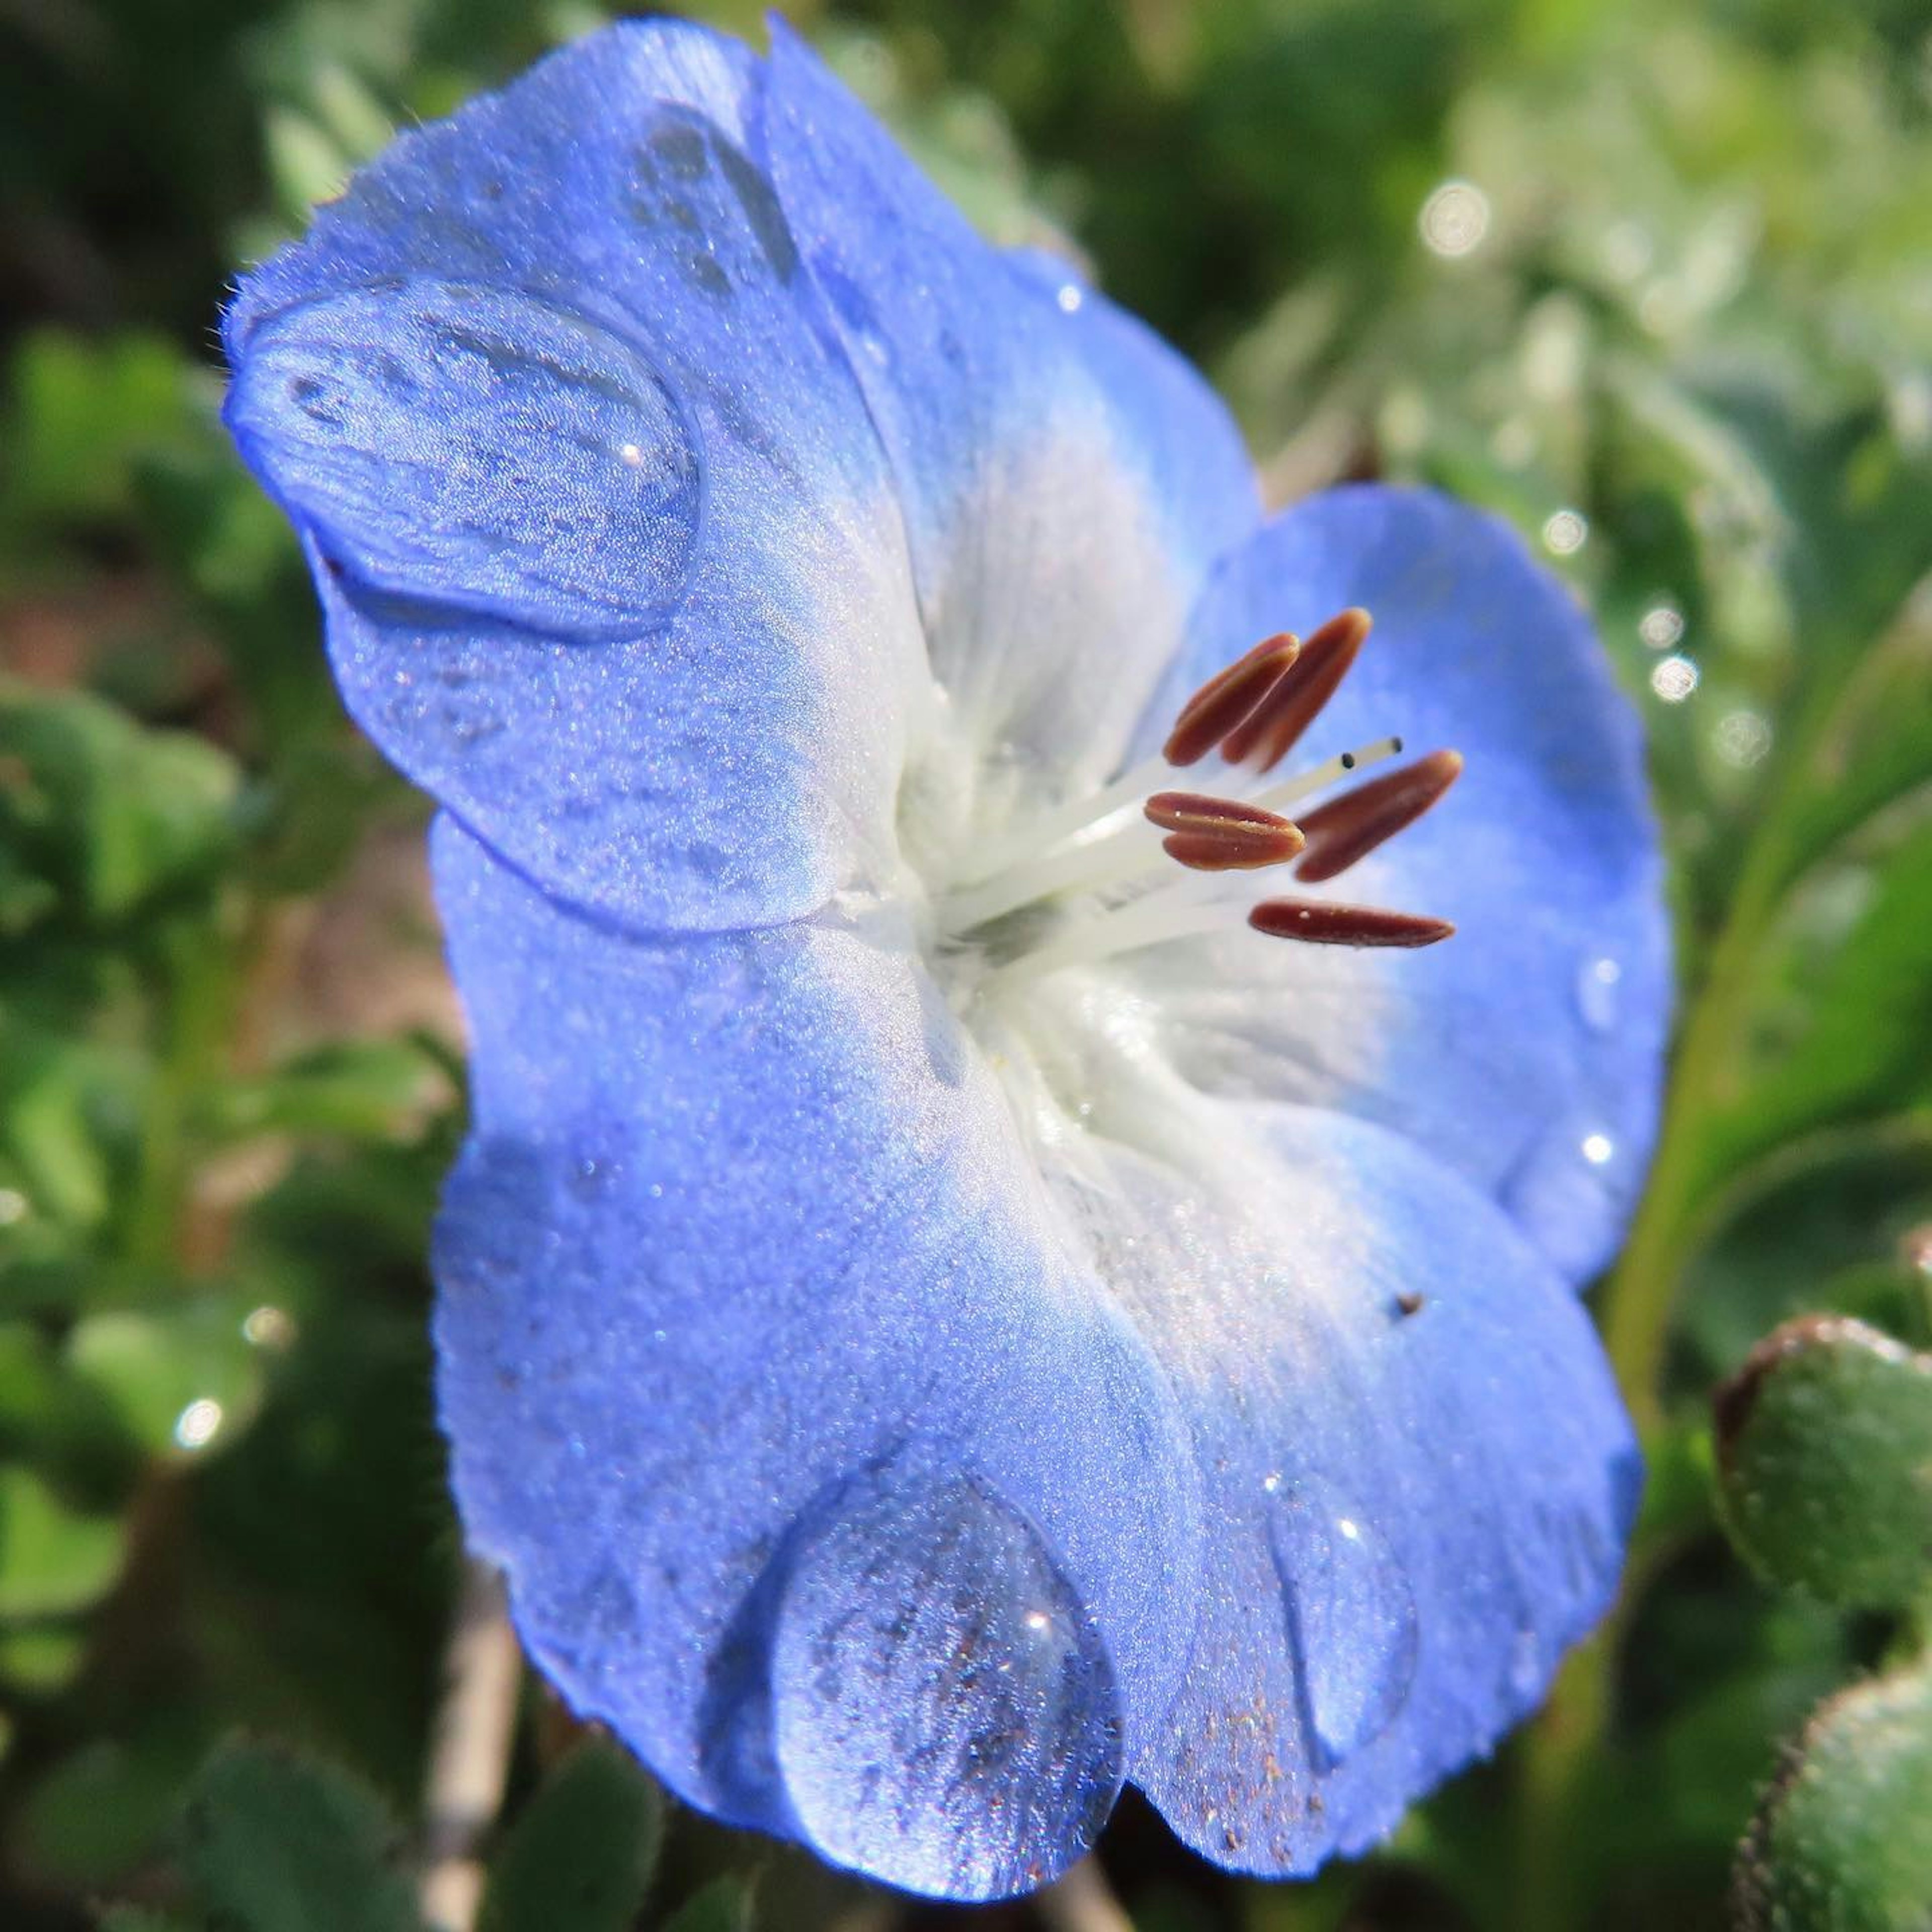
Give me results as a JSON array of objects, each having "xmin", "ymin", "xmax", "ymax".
[
  {"xmin": 1145, "ymin": 791, "xmax": 1305, "ymax": 870},
  {"xmin": 1248, "ymin": 898, "xmax": 1454, "ymax": 948},
  {"xmin": 1162, "ymin": 830, "xmax": 1305, "ymax": 871},
  {"xmin": 1163, "ymin": 632, "xmax": 1301, "ymax": 767},
  {"xmin": 1293, "ymin": 749, "xmax": 1463, "ymax": 883},
  {"xmin": 1145, "ymin": 791, "xmax": 1299, "ymax": 835},
  {"xmin": 1222, "ymin": 607, "xmax": 1371, "ymax": 771}
]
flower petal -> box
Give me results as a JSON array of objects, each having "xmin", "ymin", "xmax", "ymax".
[
  {"xmin": 1126, "ymin": 485, "xmax": 1669, "ymax": 1282},
  {"xmin": 224, "ymin": 23, "xmax": 926, "ymax": 933},
  {"xmin": 1035, "ymin": 1094, "xmax": 1638, "ymax": 1871},
  {"xmin": 763, "ymin": 25, "xmax": 1260, "ymax": 797},
  {"xmin": 428, "ymin": 820, "xmax": 1202, "ymax": 1899}
]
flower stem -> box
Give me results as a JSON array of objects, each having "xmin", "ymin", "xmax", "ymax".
[
  {"xmin": 125, "ymin": 912, "xmax": 239, "ymax": 1274},
  {"xmin": 420, "ymin": 1561, "xmax": 523, "ymax": 1932},
  {"xmin": 1036, "ymin": 1858, "xmax": 1136, "ymax": 1932},
  {"xmin": 1599, "ymin": 834, "xmax": 1789, "ymax": 1433}
]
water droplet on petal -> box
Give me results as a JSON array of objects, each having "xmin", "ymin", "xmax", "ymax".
[
  {"xmin": 1575, "ymin": 955, "xmax": 1623, "ymax": 1034},
  {"xmin": 230, "ymin": 281, "xmax": 701, "ymax": 639},
  {"xmin": 772, "ymin": 1464, "xmax": 1121, "ymax": 1897},
  {"xmin": 1580, "ymin": 1132, "xmax": 1616, "ymax": 1166},
  {"xmin": 1270, "ymin": 1481, "xmax": 1418, "ymax": 1768}
]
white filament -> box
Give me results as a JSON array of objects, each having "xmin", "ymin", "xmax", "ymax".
[
  {"xmin": 940, "ymin": 735, "xmax": 1405, "ymax": 941},
  {"xmin": 956, "ymin": 749, "xmax": 1175, "ymax": 889},
  {"xmin": 983, "ymin": 875, "xmax": 1238, "ymax": 990}
]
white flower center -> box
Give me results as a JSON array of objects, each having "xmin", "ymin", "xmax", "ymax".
[{"xmin": 918, "ymin": 607, "xmax": 1463, "ymax": 1003}]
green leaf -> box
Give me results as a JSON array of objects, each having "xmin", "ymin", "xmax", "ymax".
[
  {"xmin": 13, "ymin": 1703, "xmax": 213, "ymax": 1890},
  {"xmin": 1675, "ymin": 1116, "xmax": 1932, "ymax": 1386},
  {"xmin": 0, "ymin": 333, "xmax": 202, "ymax": 540},
  {"xmin": 1736, "ymin": 1664, "xmax": 1932, "ymax": 1932},
  {"xmin": 180, "ymin": 1741, "xmax": 423, "ymax": 1932},
  {"xmin": 659, "ymin": 1876, "xmax": 756, "ymax": 1932},
  {"xmin": 1769, "ymin": 598, "xmax": 1932, "ymax": 889},
  {"xmin": 478, "ymin": 1737, "xmax": 665, "ymax": 1932},
  {"xmin": 1714, "ymin": 1315, "xmax": 1932, "ymax": 1606},
  {"xmin": 1710, "ymin": 823, "xmax": 1932, "ymax": 1182},
  {"xmin": 0, "ymin": 679, "xmax": 238, "ymax": 927},
  {"xmin": 0, "ymin": 1464, "xmax": 127, "ymax": 1619},
  {"xmin": 265, "ymin": 107, "xmax": 351, "ymax": 220},
  {"xmin": 204, "ymin": 1040, "xmax": 452, "ymax": 1147},
  {"xmin": 0, "ymin": 1029, "xmax": 137, "ymax": 1236}
]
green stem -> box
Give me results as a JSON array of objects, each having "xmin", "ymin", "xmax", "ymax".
[
  {"xmin": 1510, "ymin": 869, "xmax": 1782, "ymax": 1925},
  {"xmin": 123, "ymin": 902, "xmax": 248, "ymax": 1277},
  {"xmin": 1598, "ymin": 825, "xmax": 1791, "ymax": 1433}
]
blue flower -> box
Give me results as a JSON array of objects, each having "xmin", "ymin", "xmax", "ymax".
[{"xmin": 222, "ymin": 17, "xmax": 1668, "ymax": 1904}]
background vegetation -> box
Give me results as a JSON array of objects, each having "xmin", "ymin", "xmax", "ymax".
[{"xmin": 4, "ymin": 0, "xmax": 1931, "ymax": 1926}]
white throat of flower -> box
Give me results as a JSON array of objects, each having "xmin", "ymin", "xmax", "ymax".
[{"xmin": 934, "ymin": 608, "xmax": 1464, "ymax": 992}]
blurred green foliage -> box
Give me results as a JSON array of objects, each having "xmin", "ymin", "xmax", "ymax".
[{"xmin": 3, "ymin": 0, "xmax": 1931, "ymax": 1927}]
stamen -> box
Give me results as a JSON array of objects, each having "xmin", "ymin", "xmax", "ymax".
[
  {"xmin": 1293, "ymin": 750, "xmax": 1463, "ymax": 883},
  {"xmin": 945, "ymin": 735, "xmax": 1405, "ymax": 932},
  {"xmin": 1222, "ymin": 608, "xmax": 1370, "ymax": 770},
  {"xmin": 1144, "ymin": 792, "xmax": 1305, "ymax": 871},
  {"xmin": 1163, "ymin": 632, "xmax": 1301, "ymax": 766},
  {"xmin": 945, "ymin": 602, "xmax": 1459, "ymax": 975},
  {"xmin": 952, "ymin": 614, "xmax": 1347, "ymax": 898},
  {"xmin": 1249, "ymin": 899, "xmax": 1454, "ymax": 948}
]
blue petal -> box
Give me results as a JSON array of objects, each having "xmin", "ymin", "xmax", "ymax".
[
  {"xmin": 1063, "ymin": 1100, "xmax": 1639, "ymax": 1871},
  {"xmin": 428, "ymin": 819, "xmax": 1202, "ymax": 1899},
  {"xmin": 224, "ymin": 23, "xmax": 925, "ymax": 932},
  {"xmin": 1126, "ymin": 485, "xmax": 1670, "ymax": 1282},
  {"xmin": 763, "ymin": 24, "xmax": 1260, "ymax": 796}
]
